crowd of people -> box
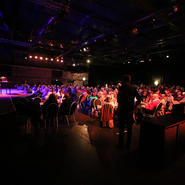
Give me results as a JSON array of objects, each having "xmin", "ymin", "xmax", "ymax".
[
  {"xmin": 10, "ymin": 79, "xmax": 185, "ymax": 149},
  {"xmin": 13, "ymin": 81, "xmax": 185, "ymax": 126}
]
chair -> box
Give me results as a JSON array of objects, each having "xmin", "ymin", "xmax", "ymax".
[
  {"xmin": 142, "ymin": 102, "xmax": 163, "ymax": 118},
  {"xmin": 65, "ymin": 101, "xmax": 77, "ymax": 127},
  {"xmin": 77, "ymin": 94, "xmax": 84, "ymax": 110},
  {"xmin": 93, "ymin": 98, "xmax": 102, "ymax": 118},
  {"xmin": 88, "ymin": 98, "xmax": 96, "ymax": 116},
  {"xmin": 45, "ymin": 103, "xmax": 59, "ymax": 128}
]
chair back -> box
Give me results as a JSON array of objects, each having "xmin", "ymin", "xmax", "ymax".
[
  {"xmin": 154, "ymin": 102, "xmax": 163, "ymax": 117},
  {"xmin": 69, "ymin": 102, "xmax": 77, "ymax": 115},
  {"xmin": 94, "ymin": 99, "xmax": 102, "ymax": 109},
  {"xmin": 47, "ymin": 103, "xmax": 58, "ymax": 118},
  {"xmin": 90, "ymin": 98, "xmax": 96, "ymax": 107},
  {"xmin": 78, "ymin": 94, "xmax": 84, "ymax": 104}
]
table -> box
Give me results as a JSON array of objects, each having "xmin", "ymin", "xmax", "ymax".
[{"xmin": 139, "ymin": 113, "xmax": 185, "ymax": 169}]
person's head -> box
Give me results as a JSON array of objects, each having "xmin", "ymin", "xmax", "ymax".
[
  {"xmin": 106, "ymin": 96, "xmax": 111, "ymax": 102},
  {"xmin": 48, "ymin": 93, "xmax": 57, "ymax": 101},
  {"xmin": 152, "ymin": 93, "xmax": 159, "ymax": 100},
  {"xmin": 122, "ymin": 74, "xmax": 131, "ymax": 84}
]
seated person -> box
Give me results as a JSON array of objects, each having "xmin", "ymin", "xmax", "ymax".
[
  {"xmin": 58, "ymin": 93, "xmax": 72, "ymax": 121},
  {"xmin": 100, "ymin": 97, "xmax": 114, "ymax": 128},
  {"xmin": 42, "ymin": 93, "xmax": 58, "ymax": 118},
  {"xmin": 179, "ymin": 92, "xmax": 185, "ymax": 104},
  {"xmin": 141, "ymin": 93, "xmax": 161, "ymax": 115}
]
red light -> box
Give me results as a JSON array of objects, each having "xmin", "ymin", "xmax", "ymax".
[
  {"xmin": 132, "ymin": 27, "xmax": 138, "ymax": 34},
  {"xmin": 174, "ymin": 6, "xmax": 178, "ymax": 13},
  {"xmin": 61, "ymin": 60, "xmax": 64, "ymax": 63}
]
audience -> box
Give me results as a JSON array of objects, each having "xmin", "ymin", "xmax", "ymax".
[{"xmin": 11, "ymin": 82, "xmax": 185, "ymax": 127}]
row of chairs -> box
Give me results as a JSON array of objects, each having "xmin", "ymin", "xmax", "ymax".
[
  {"xmin": 43, "ymin": 101, "xmax": 78, "ymax": 128},
  {"xmin": 77, "ymin": 94, "xmax": 102, "ymax": 116},
  {"xmin": 13, "ymin": 97, "xmax": 78, "ymax": 129}
]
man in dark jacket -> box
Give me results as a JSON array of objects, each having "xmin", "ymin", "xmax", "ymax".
[{"xmin": 117, "ymin": 74, "xmax": 141, "ymax": 149}]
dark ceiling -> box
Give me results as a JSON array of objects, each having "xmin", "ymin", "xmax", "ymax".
[{"xmin": 0, "ymin": 0, "xmax": 185, "ymax": 66}]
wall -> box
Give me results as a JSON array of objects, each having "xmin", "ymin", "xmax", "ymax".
[{"xmin": 62, "ymin": 71, "xmax": 88, "ymax": 85}]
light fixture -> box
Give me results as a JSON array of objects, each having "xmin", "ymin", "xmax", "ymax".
[
  {"xmin": 82, "ymin": 77, "xmax": 86, "ymax": 81},
  {"xmin": 166, "ymin": 55, "xmax": 170, "ymax": 58},
  {"xmin": 35, "ymin": 56, "xmax": 38, "ymax": 59},
  {"xmin": 51, "ymin": 58, "xmax": 54, "ymax": 61},
  {"xmin": 154, "ymin": 80, "xmax": 159, "ymax": 86},
  {"xmin": 86, "ymin": 59, "xmax": 91, "ymax": 64},
  {"xmin": 45, "ymin": 57, "xmax": 48, "ymax": 61},
  {"xmin": 72, "ymin": 63, "xmax": 76, "ymax": 67},
  {"xmin": 40, "ymin": 57, "xmax": 43, "ymax": 60}
]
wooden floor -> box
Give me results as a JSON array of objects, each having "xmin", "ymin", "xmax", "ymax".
[{"xmin": 1, "ymin": 111, "xmax": 185, "ymax": 185}]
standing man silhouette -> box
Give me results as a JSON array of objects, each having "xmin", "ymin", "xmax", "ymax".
[{"xmin": 117, "ymin": 74, "xmax": 141, "ymax": 149}]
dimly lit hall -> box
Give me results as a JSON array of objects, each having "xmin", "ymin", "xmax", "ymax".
[{"xmin": 0, "ymin": 1, "xmax": 185, "ymax": 185}]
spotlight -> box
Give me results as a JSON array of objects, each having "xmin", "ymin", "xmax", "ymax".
[
  {"xmin": 29, "ymin": 55, "xmax": 32, "ymax": 59},
  {"xmin": 174, "ymin": 6, "xmax": 178, "ymax": 13},
  {"xmin": 40, "ymin": 57, "xmax": 43, "ymax": 60},
  {"xmin": 86, "ymin": 59, "xmax": 91, "ymax": 64},
  {"xmin": 166, "ymin": 55, "xmax": 170, "ymax": 58},
  {"xmin": 72, "ymin": 63, "xmax": 76, "ymax": 67},
  {"xmin": 132, "ymin": 27, "xmax": 138, "ymax": 34},
  {"xmin": 56, "ymin": 58, "xmax": 59, "ymax": 62},
  {"xmin": 35, "ymin": 56, "xmax": 38, "ymax": 59},
  {"xmin": 45, "ymin": 57, "xmax": 48, "ymax": 61},
  {"xmin": 61, "ymin": 60, "xmax": 64, "ymax": 63},
  {"xmin": 51, "ymin": 58, "xmax": 54, "ymax": 61},
  {"xmin": 154, "ymin": 80, "xmax": 159, "ymax": 86},
  {"xmin": 82, "ymin": 77, "xmax": 86, "ymax": 81}
]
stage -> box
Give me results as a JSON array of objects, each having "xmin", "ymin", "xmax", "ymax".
[
  {"xmin": 0, "ymin": 89, "xmax": 33, "ymax": 98},
  {"xmin": 0, "ymin": 89, "xmax": 33, "ymax": 115}
]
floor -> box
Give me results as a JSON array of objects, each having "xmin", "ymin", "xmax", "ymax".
[{"xmin": 1, "ymin": 111, "xmax": 185, "ymax": 185}]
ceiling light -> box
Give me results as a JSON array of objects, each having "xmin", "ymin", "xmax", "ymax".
[{"xmin": 86, "ymin": 59, "xmax": 91, "ymax": 64}]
